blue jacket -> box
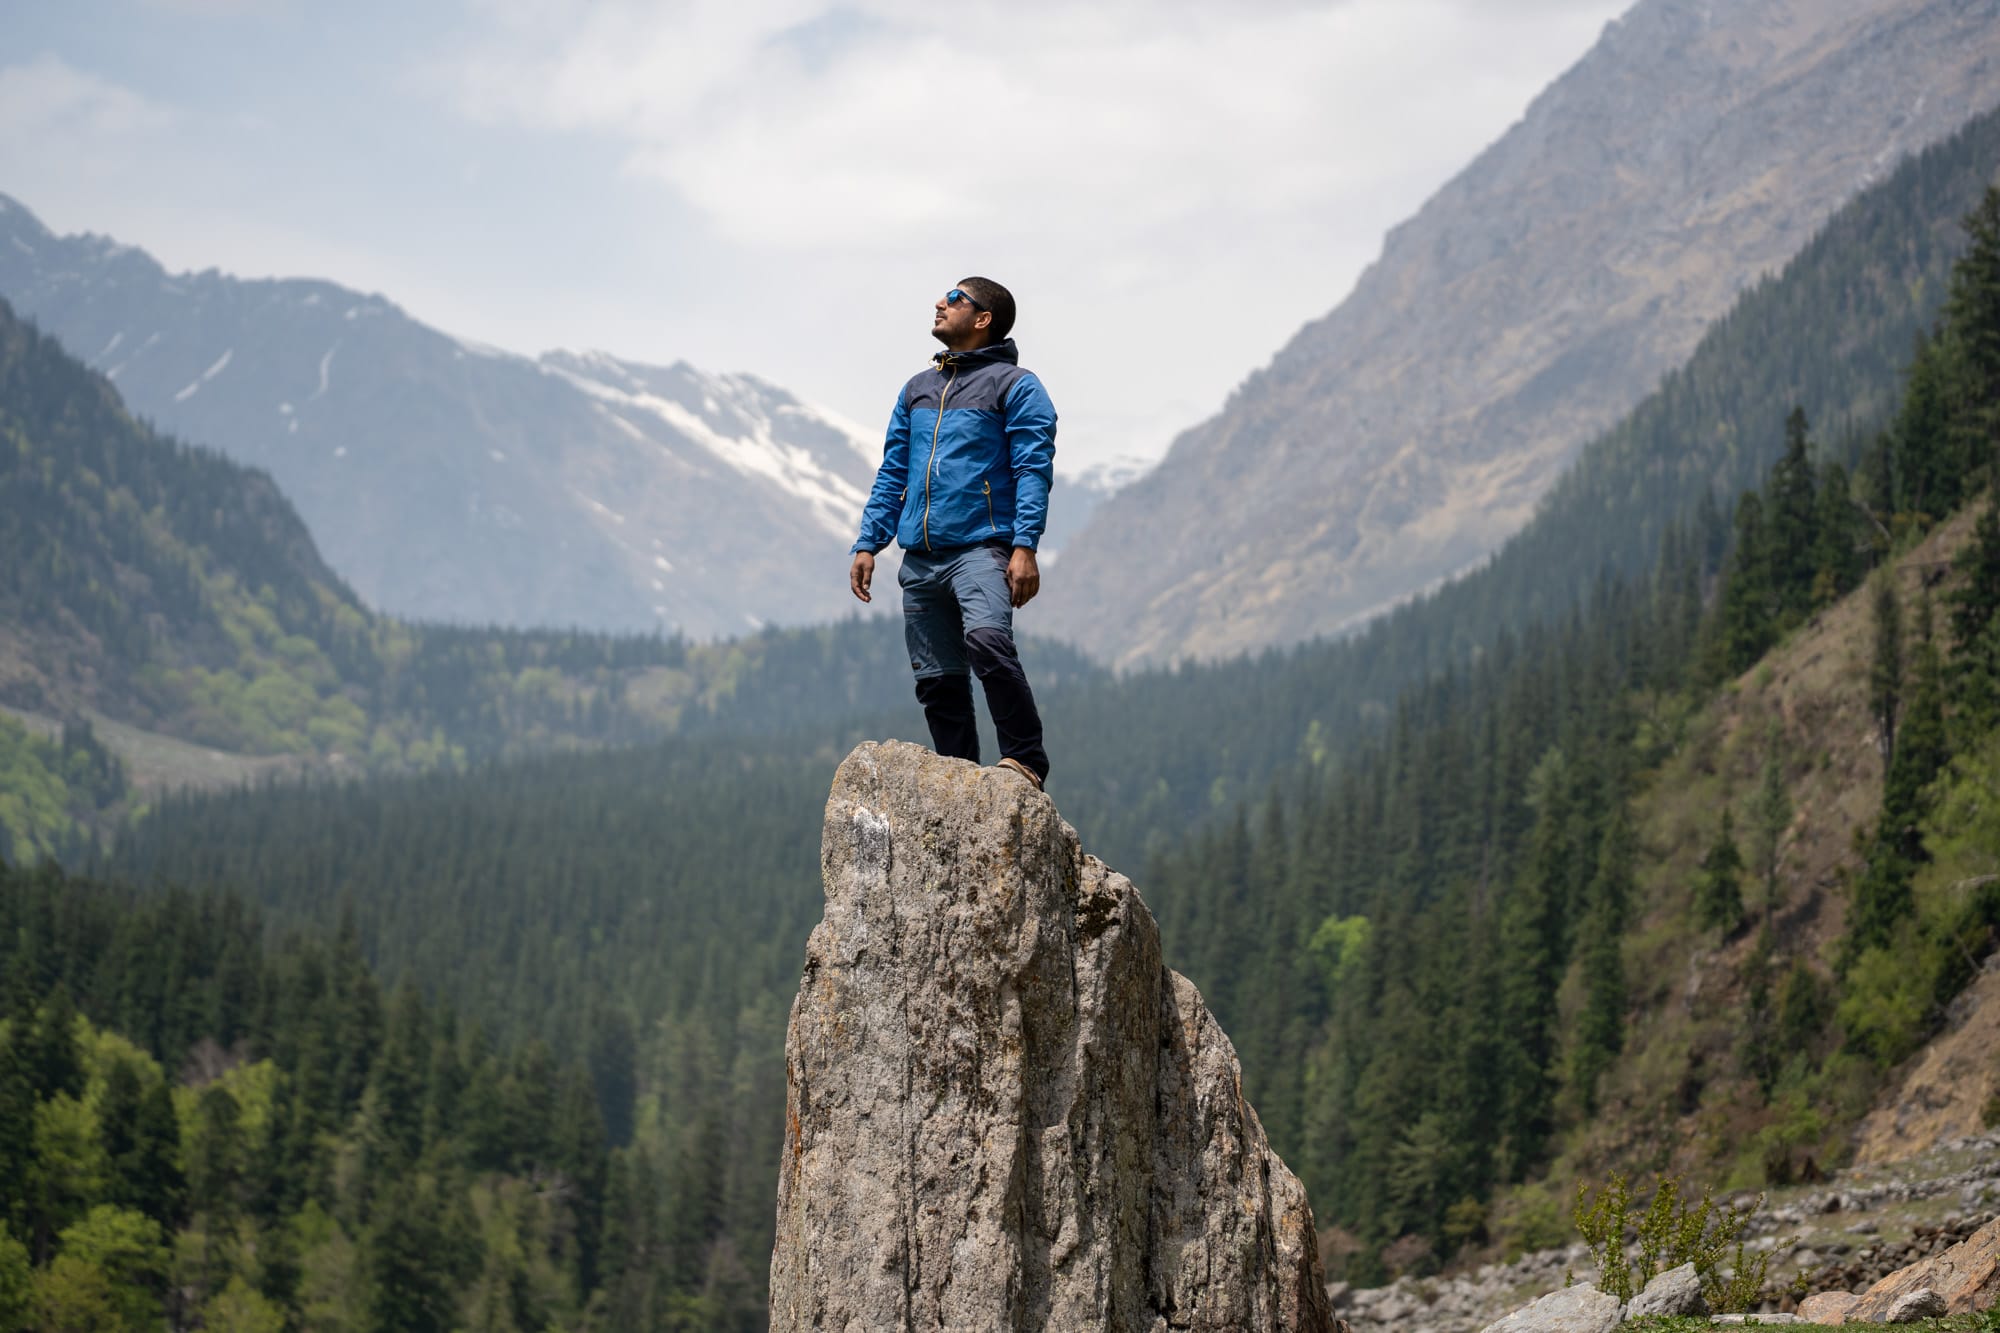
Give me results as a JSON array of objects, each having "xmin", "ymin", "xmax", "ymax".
[{"xmin": 852, "ymin": 339, "xmax": 1057, "ymax": 555}]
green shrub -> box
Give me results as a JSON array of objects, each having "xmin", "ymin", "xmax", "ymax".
[{"xmin": 1572, "ymin": 1173, "xmax": 1768, "ymax": 1312}]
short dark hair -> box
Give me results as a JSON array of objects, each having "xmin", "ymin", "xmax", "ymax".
[{"xmin": 957, "ymin": 276, "xmax": 1015, "ymax": 341}]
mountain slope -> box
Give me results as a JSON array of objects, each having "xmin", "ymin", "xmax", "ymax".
[
  {"xmin": 0, "ymin": 194, "xmax": 883, "ymax": 637},
  {"xmin": 1044, "ymin": 0, "xmax": 2000, "ymax": 665}
]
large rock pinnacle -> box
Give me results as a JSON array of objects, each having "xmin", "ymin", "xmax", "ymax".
[{"xmin": 770, "ymin": 740, "xmax": 1335, "ymax": 1332}]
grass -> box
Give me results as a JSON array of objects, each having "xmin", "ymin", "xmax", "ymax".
[
  {"xmin": 1624, "ymin": 1312, "xmax": 2000, "ymax": 1320},
  {"xmin": 0, "ymin": 700, "xmax": 298, "ymax": 795}
]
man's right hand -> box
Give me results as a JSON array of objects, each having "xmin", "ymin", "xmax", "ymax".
[{"xmin": 849, "ymin": 550, "xmax": 876, "ymax": 603}]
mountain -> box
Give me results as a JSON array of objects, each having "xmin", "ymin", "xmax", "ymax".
[
  {"xmin": 0, "ymin": 193, "xmax": 884, "ymax": 638},
  {"xmin": 1042, "ymin": 0, "xmax": 2000, "ymax": 666}
]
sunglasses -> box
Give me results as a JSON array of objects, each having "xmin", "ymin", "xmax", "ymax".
[{"xmin": 945, "ymin": 288, "xmax": 988, "ymax": 312}]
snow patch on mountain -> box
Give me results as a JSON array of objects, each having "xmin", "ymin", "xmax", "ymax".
[
  {"xmin": 542, "ymin": 351, "xmax": 870, "ymax": 541},
  {"xmin": 173, "ymin": 348, "xmax": 233, "ymax": 402},
  {"xmin": 310, "ymin": 345, "xmax": 336, "ymax": 401}
]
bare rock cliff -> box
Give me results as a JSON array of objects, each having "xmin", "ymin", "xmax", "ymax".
[
  {"xmin": 1043, "ymin": 0, "xmax": 2000, "ymax": 666},
  {"xmin": 769, "ymin": 741, "xmax": 1334, "ymax": 1332}
]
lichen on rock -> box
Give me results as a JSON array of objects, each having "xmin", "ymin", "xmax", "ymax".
[{"xmin": 769, "ymin": 740, "xmax": 1335, "ymax": 1332}]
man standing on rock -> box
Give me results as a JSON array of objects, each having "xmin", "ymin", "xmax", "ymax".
[{"xmin": 848, "ymin": 277, "xmax": 1055, "ymax": 789}]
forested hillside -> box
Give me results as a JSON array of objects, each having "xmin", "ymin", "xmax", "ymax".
[
  {"xmin": 0, "ymin": 296, "xmax": 694, "ymax": 766},
  {"xmin": 1137, "ymin": 188, "xmax": 2000, "ymax": 1279},
  {"xmin": 0, "ymin": 860, "xmax": 770, "ymax": 1331}
]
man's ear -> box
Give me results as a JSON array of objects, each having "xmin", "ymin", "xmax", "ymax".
[{"xmin": 974, "ymin": 310, "xmax": 993, "ymax": 333}]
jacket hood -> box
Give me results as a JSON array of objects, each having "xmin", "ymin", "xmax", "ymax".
[{"xmin": 934, "ymin": 338, "xmax": 1018, "ymax": 371}]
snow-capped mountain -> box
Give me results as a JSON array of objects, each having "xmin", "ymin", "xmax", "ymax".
[{"xmin": 0, "ymin": 193, "xmax": 886, "ymax": 637}]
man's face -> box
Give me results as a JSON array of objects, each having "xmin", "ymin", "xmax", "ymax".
[{"xmin": 932, "ymin": 287, "xmax": 993, "ymax": 350}]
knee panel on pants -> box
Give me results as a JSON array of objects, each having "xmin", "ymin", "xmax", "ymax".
[{"xmin": 964, "ymin": 626, "xmax": 1022, "ymax": 680}]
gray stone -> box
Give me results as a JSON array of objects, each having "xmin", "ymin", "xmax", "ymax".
[
  {"xmin": 1476, "ymin": 1284, "xmax": 1620, "ymax": 1333},
  {"xmin": 1884, "ymin": 1287, "xmax": 1949, "ymax": 1322},
  {"xmin": 1625, "ymin": 1262, "xmax": 1709, "ymax": 1319},
  {"xmin": 1798, "ymin": 1290, "xmax": 1860, "ymax": 1323},
  {"xmin": 768, "ymin": 742, "xmax": 1336, "ymax": 1332}
]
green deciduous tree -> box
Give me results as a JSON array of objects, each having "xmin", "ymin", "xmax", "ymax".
[
  {"xmin": 55, "ymin": 1205, "xmax": 168, "ymax": 1330},
  {"xmin": 0, "ymin": 1226, "xmax": 30, "ymax": 1333}
]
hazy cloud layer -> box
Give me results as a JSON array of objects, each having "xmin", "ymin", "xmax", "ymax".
[
  {"xmin": 0, "ymin": 53, "xmax": 175, "ymax": 143},
  {"xmin": 448, "ymin": 1, "xmax": 1617, "ymax": 249},
  {"xmin": 1, "ymin": 1, "xmax": 1625, "ymax": 474}
]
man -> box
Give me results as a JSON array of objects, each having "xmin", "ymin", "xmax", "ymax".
[{"xmin": 848, "ymin": 276, "xmax": 1055, "ymax": 789}]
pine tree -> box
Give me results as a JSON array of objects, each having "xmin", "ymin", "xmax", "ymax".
[
  {"xmin": 1894, "ymin": 334, "xmax": 1957, "ymax": 523},
  {"xmin": 1716, "ymin": 493, "xmax": 1776, "ymax": 675},
  {"xmin": 364, "ymin": 1179, "xmax": 459, "ymax": 1333},
  {"xmin": 27, "ymin": 986, "xmax": 84, "ymax": 1103},
  {"xmin": 1750, "ymin": 726, "xmax": 1792, "ymax": 935},
  {"xmin": 1809, "ymin": 461, "xmax": 1863, "ymax": 609},
  {"xmin": 1848, "ymin": 592, "xmax": 1950, "ymax": 965},
  {"xmin": 1493, "ymin": 750, "xmax": 1572, "ymax": 1175},
  {"xmin": 1767, "ymin": 407, "xmax": 1820, "ymax": 618},
  {"xmin": 1882, "ymin": 592, "xmax": 1950, "ymax": 858},
  {"xmin": 1948, "ymin": 500, "xmax": 2000, "ymax": 667},
  {"xmin": 98, "ymin": 1061, "xmax": 185, "ymax": 1229},
  {"xmin": 1944, "ymin": 188, "xmax": 2000, "ymax": 477},
  {"xmin": 1694, "ymin": 810, "xmax": 1745, "ymax": 934},
  {"xmin": 1870, "ymin": 572, "xmax": 1904, "ymax": 765},
  {"xmin": 0, "ymin": 1038, "xmax": 33, "ymax": 1239},
  {"xmin": 1569, "ymin": 809, "xmax": 1634, "ymax": 1113}
]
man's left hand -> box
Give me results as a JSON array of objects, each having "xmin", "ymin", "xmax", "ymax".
[{"xmin": 1006, "ymin": 547, "xmax": 1040, "ymax": 608}]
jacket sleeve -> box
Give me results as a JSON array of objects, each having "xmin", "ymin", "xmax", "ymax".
[
  {"xmin": 1004, "ymin": 374, "xmax": 1058, "ymax": 551},
  {"xmin": 853, "ymin": 388, "xmax": 912, "ymax": 554}
]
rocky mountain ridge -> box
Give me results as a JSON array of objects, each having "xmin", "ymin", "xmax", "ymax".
[
  {"xmin": 771, "ymin": 741, "xmax": 1334, "ymax": 1332},
  {"xmin": 0, "ymin": 192, "xmax": 885, "ymax": 638},
  {"xmin": 1044, "ymin": 0, "xmax": 2000, "ymax": 666}
]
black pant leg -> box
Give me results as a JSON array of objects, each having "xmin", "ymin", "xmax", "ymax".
[
  {"xmin": 914, "ymin": 674, "xmax": 980, "ymax": 764},
  {"xmin": 965, "ymin": 626, "xmax": 1049, "ymax": 784}
]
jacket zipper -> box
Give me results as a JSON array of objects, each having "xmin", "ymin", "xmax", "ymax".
[
  {"xmin": 984, "ymin": 480, "xmax": 995, "ymax": 533},
  {"xmin": 921, "ymin": 364, "xmax": 959, "ymax": 552}
]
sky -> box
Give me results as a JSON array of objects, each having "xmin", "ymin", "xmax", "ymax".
[{"xmin": 0, "ymin": 0, "xmax": 1629, "ymax": 477}]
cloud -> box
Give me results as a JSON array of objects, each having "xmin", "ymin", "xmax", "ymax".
[
  {"xmin": 442, "ymin": 0, "xmax": 1622, "ymax": 253},
  {"xmin": 0, "ymin": 53, "xmax": 178, "ymax": 142}
]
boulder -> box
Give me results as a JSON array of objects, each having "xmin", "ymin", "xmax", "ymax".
[
  {"xmin": 769, "ymin": 742, "xmax": 1336, "ymax": 1332},
  {"xmin": 1624, "ymin": 1262, "xmax": 1708, "ymax": 1319},
  {"xmin": 1843, "ymin": 1217, "xmax": 2000, "ymax": 1321},
  {"xmin": 1796, "ymin": 1290, "xmax": 1859, "ymax": 1324},
  {"xmin": 1476, "ymin": 1283, "xmax": 1620, "ymax": 1333},
  {"xmin": 1884, "ymin": 1287, "xmax": 1948, "ymax": 1322}
]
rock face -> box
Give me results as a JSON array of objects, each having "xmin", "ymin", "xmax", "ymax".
[
  {"xmin": 1841, "ymin": 1217, "xmax": 2000, "ymax": 1321},
  {"xmin": 1043, "ymin": 0, "xmax": 2000, "ymax": 666},
  {"xmin": 769, "ymin": 741, "xmax": 1334, "ymax": 1332}
]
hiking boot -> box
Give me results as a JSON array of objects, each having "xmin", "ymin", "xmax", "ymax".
[{"xmin": 995, "ymin": 757, "xmax": 1043, "ymax": 791}]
